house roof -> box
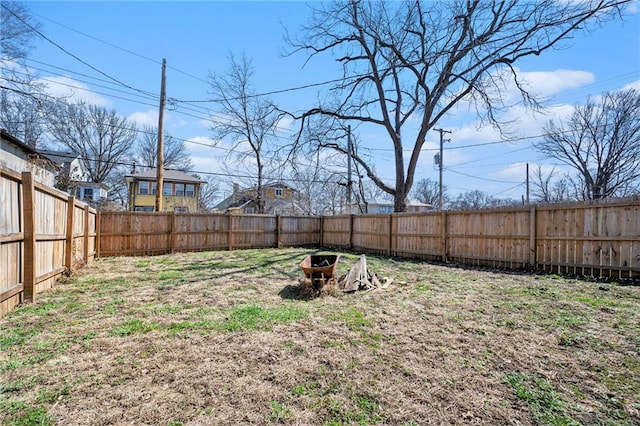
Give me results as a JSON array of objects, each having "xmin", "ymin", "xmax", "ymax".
[
  {"xmin": 1, "ymin": 129, "xmax": 60, "ymax": 173},
  {"xmin": 1, "ymin": 128, "xmax": 38, "ymax": 155},
  {"xmin": 38, "ymin": 149, "xmax": 79, "ymax": 166},
  {"xmin": 125, "ymin": 168, "xmax": 205, "ymax": 184}
]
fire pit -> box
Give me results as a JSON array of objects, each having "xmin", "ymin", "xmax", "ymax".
[{"xmin": 300, "ymin": 254, "xmax": 340, "ymax": 290}]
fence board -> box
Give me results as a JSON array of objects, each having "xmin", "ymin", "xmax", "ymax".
[{"xmin": 321, "ymin": 216, "xmax": 351, "ymax": 249}]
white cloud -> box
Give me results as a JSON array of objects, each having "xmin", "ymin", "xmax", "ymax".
[
  {"xmin": 38, "ymin": 75, "xmax": 111, "ymax": 106},
  {"xmin": 517, "ymin": 69, "xmax": 595, "ymax": 97},
  {"xmin": 622, "ymin": 79, "xmax": 640, "ymax": 91},
  {"xmin": 128, "ymin": 109, "xmax": 158, "ymax": 127}
]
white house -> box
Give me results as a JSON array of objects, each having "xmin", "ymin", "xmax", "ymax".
[{"xmin": 347, "ymin": 198, "xmax": 432, "ymax": 214}]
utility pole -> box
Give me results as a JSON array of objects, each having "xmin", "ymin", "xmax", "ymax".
[
  {"xmin": 155, "ymin": 58, "xmax": 167, "ymax": 212},
  {"xmin": 347, "ymin": 125, "xmax": 352, "ymax": 207},
  {"xmin": 434, "ymin": 128, "xmax": 451, "ymax": 210}
]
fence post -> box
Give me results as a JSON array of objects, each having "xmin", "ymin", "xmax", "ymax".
[
  {"xmin": 529, "ymin": 205, "xmax": 537, "ymax": 268},
  {"xmin": 276, "ymin": 215, "xmax": 282, "ymax": 248},
  {"xmin": 388, "ymin": 214, "xmax": 393, "ymax": 256},
  {"xmin": 83, "ymin": 204, "xmax": 90, "ymax": 264},
  {"xmin": 228, "ymin": 213, "xmax": 234, "ymax": 251},
  {"xmin": 65, "ymin": 196, "xmax": 75, "ymax": 270},
  {"xmin": 96, "ymin": 211, "xmax": 101, "ymax": 259},
  {"xmin": 349, "ymin": 214, "xmax": 355, "ymax": 250},
  {"xmin": 22, "ymin": 171, "xmax": 36, "ymax": 302},
  {"xmin": 441, "ymin": 210, "xmax": 448, "ymax": 263},
  {"xmin": 170, "ymin": 212, "xmax": 176, "ymax": 254}
]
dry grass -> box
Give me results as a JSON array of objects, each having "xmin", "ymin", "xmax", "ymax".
[{"xmin": 1, "ymin": 248, "xmax": 639, "ymax": 425}]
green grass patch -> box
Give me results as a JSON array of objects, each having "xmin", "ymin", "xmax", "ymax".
[
  {"xmin": 221, "ymin": 305, "xmax": 307, "ymax": 332},
  {"xmin": 159, "ymin": 270, "xmax": 183, "ymax": 280},
  {"xmin": 0, "ymin": 327, "xmax": 39, "ymax": 350},
  {"xmin": 167, "ymin": 319, "xmax": 217, "ymax": 335},
  {"xmin": 269, "ymin": 400, "xmax": 292, "ymax": 423},
  {"xmin": 110, "ymin": 319, "xmax": 159, "ymax": 336},
  {"xmin": 36, "ymin": 384, "xmax": 71, "ymax": 403},
  {"xmin": 329, "ymin": 307, "xmax": 373, "ymax": 331},
  {"xmin": 0, "ymin": 401, "xmax": 54, "ymax": 426},
  {"xmin": 504, "ymin": 372, "xmax": 579, "ymax": 426}
]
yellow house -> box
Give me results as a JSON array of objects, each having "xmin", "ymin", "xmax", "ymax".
[{"xmin": 125, "ymin": 169, "xmax": 204, "ymax": 212}]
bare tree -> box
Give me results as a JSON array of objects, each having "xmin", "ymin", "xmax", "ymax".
[
  {"xmin": 194, "ymin": 174, "xmax": 219, "ymax": 211},
  {"xmin": 288, "ymin": 0, "xmax": 629, "ymax": 212},
  {"xmin": 0, "ymin": 82, "xmax": 52, "ymax": 147},
  {"xmin": 530, "ymin": 166, "xmax": 576, "ymax": 203},
  {"xmin": 535, "ymin": 89, "xmax": 640, "ymax": 200},
  {"xmin": 208, "ymin": 53, "xmax": 283, "ymax": 214},
  {"xmin": 133, "ymin": 125, "xmax": 193, "ymax": 171},
  {"xmin": 413, "ymin": 177, "xmax": 444, "ymax": 206},
  {"xmin": 0, "ymin": 1, "xmax": 51, "ymax": 147},
  {"xmin": 47, "ymin": 101, "xmax": 137, "ymax": 183},
  {"xmin": 0, "ymin": 1, "xmax": 40, "ymax": 63},
  {"xmin": 448, "ymin": 189, "xmax": 519, "ymax": 210},
  {"xmin": 449, "ymin": 190, "xmax": 493, "ymax": 210}
]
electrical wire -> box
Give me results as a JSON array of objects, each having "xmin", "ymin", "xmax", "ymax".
[{"xmin": 1, "ymin": 4, "xmax": 157, "ymax": 98}]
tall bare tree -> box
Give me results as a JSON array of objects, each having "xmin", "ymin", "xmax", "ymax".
[
  {"xmin": 535, "ymin": 89, "xmax": 640, "ymax": 199},
  {"xmin": 47, "ymin": 101, "xmax": 137, "ymax": 183},
  {"xmin": 288, "ymin": 0, "xmax": 629, "ymax": 211},
  {"xmin": 208, "ymin": 53, "xmax": 283, "ymax": 214},
  {"xmin": 133, "ymin": 125, "xmax": 193, "ymax": 171}
]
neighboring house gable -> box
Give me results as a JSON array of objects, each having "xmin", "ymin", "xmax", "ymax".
[
  {"xmin": 214, "ymin": 182, "xmax": 306, "ymax": 215},
  {"xmin": 0, "ymin": 129, "xmax": 57, "ymax": 186},
  {"xmin": 38, "ymin": 149, "xmax": 90, "ymax": 191},
  {"xmin": 125, "ymin": 169, "xmax": 204, "ymax": 212}
]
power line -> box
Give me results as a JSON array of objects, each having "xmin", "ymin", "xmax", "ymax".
[
  {"xmin": 1, "ymin": 3, "xmax": 156, "ymax": 98},
  {"xmin": 31, "ymin": 11, "xmax": 211, "ymax": 85}
]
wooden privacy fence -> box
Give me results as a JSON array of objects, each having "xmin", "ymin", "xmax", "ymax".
[
  {"xmin": 0, "ymin": 168, "xmax": 96, "ymax": 316},
  {"xmin": 99, "ymin": 199, "xmax": 639, "ymax": 280},
  {"xmin": 98, "ymin": 212, "xmax": 321, "ymax": 257},
  {"xmin": 322, "ymin": 201, "xmax": 639, "ymax": 279}
]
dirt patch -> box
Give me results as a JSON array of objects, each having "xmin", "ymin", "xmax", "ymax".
[{"xmin": 2, "ymin": 248, "xmax": 639, "ymax": 425}]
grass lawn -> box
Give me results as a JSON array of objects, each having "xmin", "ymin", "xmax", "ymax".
[{"xmin": 1, "ymin": 248, "xmax": 639, "ymax": 425}]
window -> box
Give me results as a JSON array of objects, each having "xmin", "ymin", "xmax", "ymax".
[
  {"xmin": 377, "ymin": 205, "xmax": 394, "ymax": 214},
  {"xmin": 134, "ymin": 206, "xmax": 153, "ymax": 212},
  {"xmin": 185, "ymin": 184, "xmax": 195, "ymax": 197},
  {"xmin": 83, "ymin": 188, "xmax": 94, "ymax": 200},
  {"xmin": 174, "ymin": 206, "xmax": 188, "ymax": 213},
  {"xmin": 175, "ymin": 183, "xmax": 185, "ymax": 197},
  {"xmin": 274, "ymin": 188, "xmax": 283, "ymax": 197},
  {"xmin": 139, "ymin": 181, "xmax": 150, "ymax": 195},
  {"xmin": 163, "ymin": 182, "xmax": 173, "ymax": 196},
  {"xmin": 151, "ymin": 182, "xmax": 157, "ymax": 195}
]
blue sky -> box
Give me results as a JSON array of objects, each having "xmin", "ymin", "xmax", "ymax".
[{"xmin": 17, "ymin": 1, "xmax": 640, "ymax": 202}]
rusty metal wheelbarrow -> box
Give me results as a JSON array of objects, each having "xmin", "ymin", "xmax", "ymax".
[{"xmin": 300, "ymin": 254, "xmax": 340, "ymax": 290}]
